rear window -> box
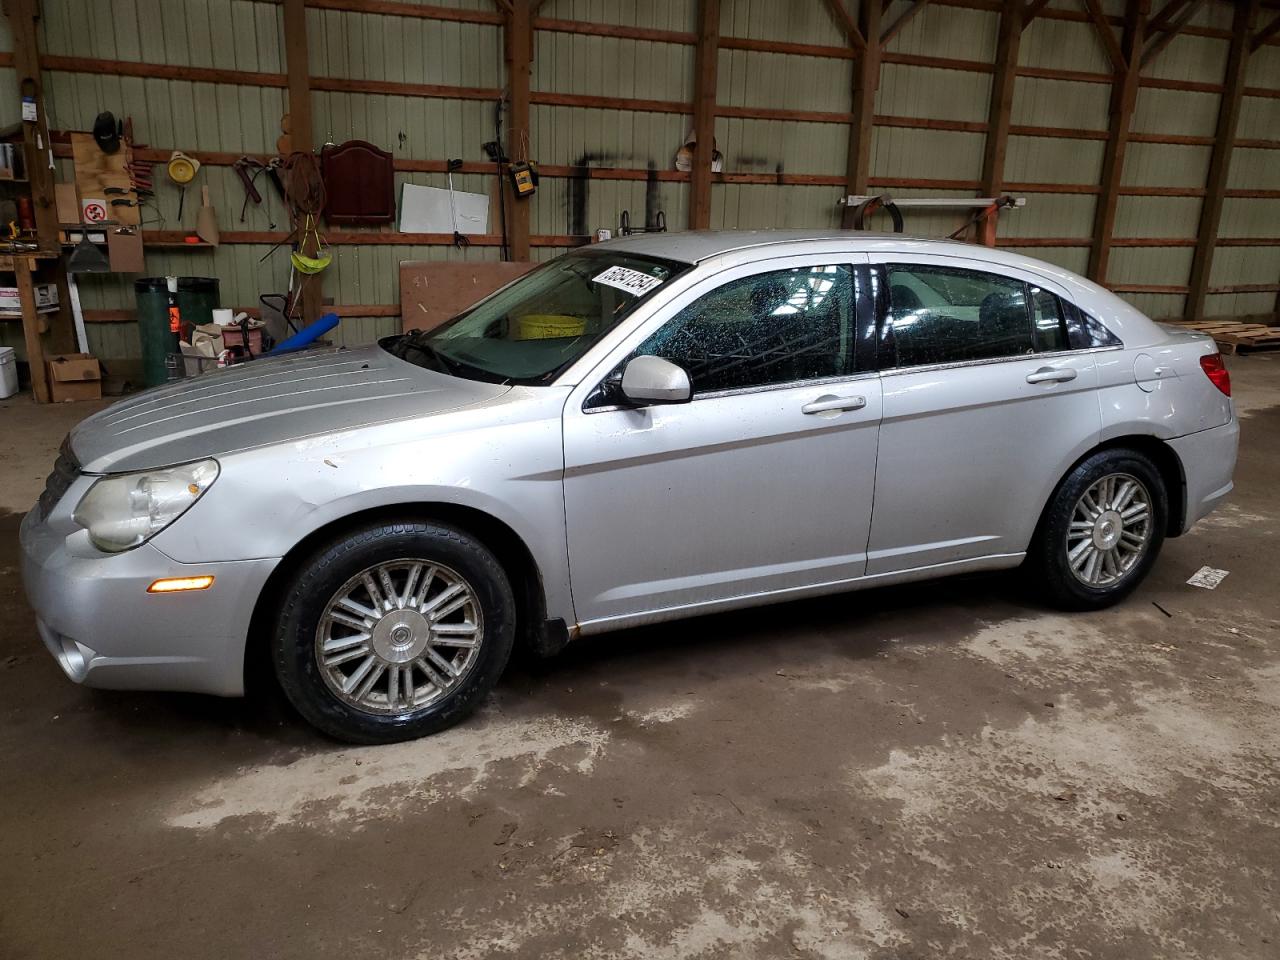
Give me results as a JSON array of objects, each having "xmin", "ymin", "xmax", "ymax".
[{"xmin": 886, "ymin": 264, "xmax": 1034, "ymax": 367}]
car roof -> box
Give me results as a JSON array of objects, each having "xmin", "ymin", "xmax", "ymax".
[{"xmin": 592, "ymin": 229, "xmax": 1012, "ymax": 265}]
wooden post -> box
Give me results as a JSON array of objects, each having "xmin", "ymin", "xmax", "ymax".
[
  {"xmin": 1087, "ymin": 0, "xmax": 1149, "ymax": 285},
  {"xmin": 977, "ymin": 0, "xmax": 1024, "ymax": 246},
  {"xmin": 16, "ymin": 258, "xmax": 50, "ymax": 403},
  {"xmin": 1185, "ymin": 0, "xmax": 1258, "ymax": 321},
  {"xmin": 842, "ymin": 0, "xmax": 880, "ymax": 228},
  {"xmin": 689, "ymin": 0, "xmax": 720, "ymax": 230},
  {"xmin": 501, "ymin": 0, "xmax": 532, "ymax": 259},
  {"xmin": 283, "ymin": 0, "xmax": 322, "ymax": 322}
]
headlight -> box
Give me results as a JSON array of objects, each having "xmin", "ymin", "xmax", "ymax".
[{"xmin": 73, "ymin": 459, "xmax": 219, "ymax": 552}]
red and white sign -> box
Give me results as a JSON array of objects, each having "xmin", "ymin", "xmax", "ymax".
[{"xmin": 81, "ymin": 199, "xmax": 108, "ymax": 222}]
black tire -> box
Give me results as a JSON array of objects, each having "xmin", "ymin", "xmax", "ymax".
[
  {"xmin": 272, "ymin": 520, "xmax": 516, "ymax": 744},
  {"xmin": 1029, "ymin": 448, "xmax": 1168, "ymax": 611}
]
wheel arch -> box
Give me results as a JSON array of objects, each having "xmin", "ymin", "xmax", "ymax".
[
  {"xmin": 1035, "ymin": 434, "xmax": 1187, "ymax": 544},
  {"xmin": 244, "ymin": 502, "xmax": 554, "ymax": 694}
]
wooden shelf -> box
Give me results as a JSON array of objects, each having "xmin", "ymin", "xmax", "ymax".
[{"xmin": 0, "ymin": 251, "xmax": 62, "ymax": 271}]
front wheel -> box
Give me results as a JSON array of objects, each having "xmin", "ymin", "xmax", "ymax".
[
  {"xmin": 1030, "ymin": 449, "xmax": 1167, "ymax": 611},
  {"xmin": 272, "ymin": 521, "xmax": 516, "ymax": 744}
]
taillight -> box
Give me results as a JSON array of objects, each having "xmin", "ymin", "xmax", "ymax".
[{"xmin": 1199, "ymin": 353, "xmax": 1231, "ymax": 396}]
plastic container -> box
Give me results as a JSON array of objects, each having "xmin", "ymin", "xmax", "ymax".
[
  {"xmin": 135, "ymin": 277, "xmax": 221, "ymax": 387},
  {"xmin": 0, "ymin": 345, "xmax": 17, "ymax": 398},
  {"xmin": 514, "ymin": 314, "xmax": 585, "ymax": 340}
]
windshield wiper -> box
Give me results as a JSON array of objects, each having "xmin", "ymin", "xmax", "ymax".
[
  {"xmin": 389, "ymin": 334, "xmax": 513, "ymax": 384},
  {"xmin": 386, "ymin": 334, "xmax": 457, "ymax": 375}
]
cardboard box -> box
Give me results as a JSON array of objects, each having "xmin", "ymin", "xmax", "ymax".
[
  {"xmin": 0, "ymin": 283, "xmax": 58, "ymax": 311},
  {"xmin": 47, "ymin": 353, "xmax": 103, "ymax": 403}
]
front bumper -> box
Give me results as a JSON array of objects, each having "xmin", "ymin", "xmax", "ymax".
[
  {"xmin": 1168, "ymin": 417, "xmax": 1239, "ymax": 534},
  {"xmin": 20, "ymin": 505, "xmax": 278, "ymax": 697}
]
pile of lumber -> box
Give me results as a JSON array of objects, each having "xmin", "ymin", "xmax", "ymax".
[{"xmin": 1171, "ymin": 320, "xmax": 1280, "ymax": 354}]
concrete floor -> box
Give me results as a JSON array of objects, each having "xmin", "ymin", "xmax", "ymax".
[{"xmin": 2, "ymin": 357, "xmax": 1279, "ymax": 960}]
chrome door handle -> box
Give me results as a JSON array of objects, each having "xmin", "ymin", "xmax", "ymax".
[
  {"xmin": 801, "ymin": 395, "xmax": 867, "ymax": 415},
  {"xmin": 1026, "ymin": 367, "xmax": 1077, "ymax": 384}
]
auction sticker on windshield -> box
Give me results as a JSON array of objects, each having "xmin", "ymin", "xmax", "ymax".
[{"xmin": 593, "ymin": 265, "xmax": 664, "ymax": 296}]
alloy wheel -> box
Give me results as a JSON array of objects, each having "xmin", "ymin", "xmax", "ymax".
[
  {"xmin": 315, "ymin": 559, "xmax": 484, "ymax": 715},
  {"xmin": 1066, "ymin": 473, "xmax": 1152, "ymax": 588}
]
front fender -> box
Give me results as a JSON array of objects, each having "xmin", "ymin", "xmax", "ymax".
[{"xmin": 151, "ymin": 391, "xmax": 574, "ymax": 624}]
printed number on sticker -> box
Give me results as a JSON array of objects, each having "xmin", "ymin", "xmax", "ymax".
[{"xmin": 593, "ymin": 265, "xmax": 663, "ymax": 296}]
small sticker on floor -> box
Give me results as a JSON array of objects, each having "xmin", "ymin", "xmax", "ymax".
[{"xmin": 1186, "ymin": 566, "xmax": 1229, "ymax": 590}]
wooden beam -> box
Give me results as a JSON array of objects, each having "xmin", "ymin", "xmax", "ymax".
[
  {"xmin": 822, "ymin": 0, "xmax": 867, "ymax": 49},
  {"xmin": 1083, "ymin": 0, "xmax": 1128, "ymax": 73},
  {"xmin": 502, "ymin": 0, "xmax": 533, "ymax": 258},
  {"xmin": 1140, "ymin": 0, "xmax": 1207, "ymax": 68},
  {"xmin": 1022, "ymin": 0, "xmax": 1053, "ymax": 26},
  {"xmin": 282, "ymin": 0, "xmax": 322, "ymax": 325},
  {"xmin": 1252, "ymin": 11, "xmax": 1280, "ymax": 49},
  {"xmin": 15, "ymin": 258, "xmax": 49, "ymax": 403},
  {"xmin": 1017, "ymin": 64, "xmax": 1113, "ymax": 84},
  {"xmin": 305, "ymin": 0, "xmax": 502, "ymax": 24},
  {"xmin": 843, "ymin": 0, "xmax": 882, "ymax": 227},
  {"xmin": 1186, "ymin": 0, "xmax": 1258, "ymax": 321},
  {"xmin": 1145, "ymin": 0, "xmax": 1189, "ymax": 35},
  {"xmin": 978, "ymin": 0, "xmax": 1024, "ymax": 245},
  {"xmin": 1088, "ymin": 0, "xmax": 1149, "ymax": 284},
  {"xmin": 689, "ymin": 0, "xmax": 720, "ymax": 230},
  {"xmin": 882, "ymin": 51, "xmax": 991, "ymax": 72},
  {"xmin": 881, "ymin": 0, "xmax": 934, "ymax": 46}
]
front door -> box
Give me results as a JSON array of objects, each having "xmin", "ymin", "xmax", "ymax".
[
  {"xmin": 865, "ymin": 254, "xmax": 1103, "ymax": 575},
  {"xmin": 562, "ymin": 258, "xmax": 882, "ymax": 630}
]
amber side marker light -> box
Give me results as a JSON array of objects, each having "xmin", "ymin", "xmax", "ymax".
[{"xmin": 147, "ymin": 575, "xmax": 215, "ymax": 594}]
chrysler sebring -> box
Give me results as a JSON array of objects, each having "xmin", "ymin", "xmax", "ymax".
[{"xmin": 21, "ymin": 231, "xmax": 1237, "ymax": 742}]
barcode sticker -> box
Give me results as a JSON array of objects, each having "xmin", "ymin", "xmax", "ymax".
[{"xmin": 593, "ymin": 265, "xmax": 664, "ymax": 296}]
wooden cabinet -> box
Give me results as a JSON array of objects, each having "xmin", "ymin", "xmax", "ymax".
[{"xmin": 321, "ymin": 140, "xmax": 396, "ymax": 225}]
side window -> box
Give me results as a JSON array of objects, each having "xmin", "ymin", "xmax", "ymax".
[
  {"xmin": 1082, "ymin": 311, "xmax": 1123, "ymax": 347},
  {"xmin": 886, "ymin": 264, "xmax": 1033, "ymax": 367},
  {"xmin": 1030, "ymin": 287, "xmax": 1069, "ymax": 352},
  {"xmin": 632, "ymin": 265, "xmax": 855, "ymax": 395},
  {"xmin": 1062, "ymin": 299, "xmax": 1124, "ymax": 349}
]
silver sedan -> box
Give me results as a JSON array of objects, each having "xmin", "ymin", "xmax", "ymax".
[{"xmin": 21, "ymin": 231, "xmax": 1238, "ymax": 742}]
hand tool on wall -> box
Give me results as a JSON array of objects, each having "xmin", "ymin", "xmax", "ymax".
[{"xmin": 233, "ymin": 156, "xmax": 278, "ymax": 229}]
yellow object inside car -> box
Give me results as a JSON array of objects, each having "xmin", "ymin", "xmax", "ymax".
[{"xmin": 513, "ymin": 314, "xmax": 586, "ymax": 340}]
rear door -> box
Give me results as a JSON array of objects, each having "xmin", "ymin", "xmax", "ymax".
[
  {"xmin": 561, "ymin": 257, "xmax": 882, "ymax": 628},
  {"xmin": 865, "ymin": 253, "xmax": 1103, "ymax": 575}
]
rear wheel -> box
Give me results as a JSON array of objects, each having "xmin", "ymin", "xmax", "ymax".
[
  {"xmin": 272, "ymin": 521, "xmax": 515, "ymax": 743},
  {"xmin": 1031, "ymin": 449, "xmax": 1167, "ymax": 610}
]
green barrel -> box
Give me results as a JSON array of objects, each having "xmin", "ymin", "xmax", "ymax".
[{"xmin": 134, "ymin": 277, "xmax": 221, "ymax": 387}]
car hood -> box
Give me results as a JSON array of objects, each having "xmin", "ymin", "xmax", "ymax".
[{"xmin": 70, "ymin": 344, "xmax": 511, "ymax": 473}]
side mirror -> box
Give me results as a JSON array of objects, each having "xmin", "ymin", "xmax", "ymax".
[{"xmin": 620, "ymin": 355, "xmax": 692, "ymax": 405}]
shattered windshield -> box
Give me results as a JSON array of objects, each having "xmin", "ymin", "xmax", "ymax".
[{"xmin": 382, "ymin": 250, "xmax": 690, "ymax": 385}]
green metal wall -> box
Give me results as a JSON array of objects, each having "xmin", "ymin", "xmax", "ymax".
[{"xmin": 0, "ymin": 0, "xmax": 1276, "ymax": 367}]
